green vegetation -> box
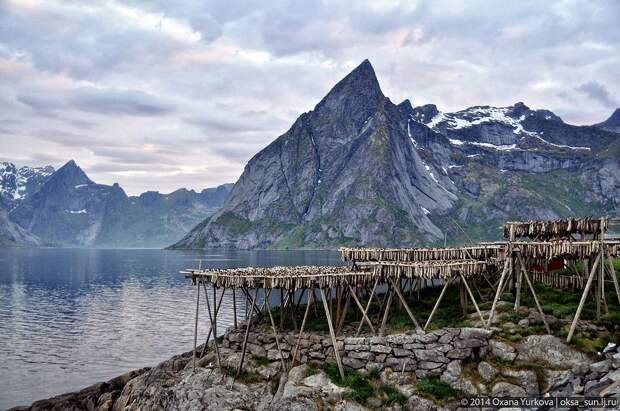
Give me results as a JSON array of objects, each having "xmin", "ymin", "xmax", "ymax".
[
  {"xmin": 322, "ymin": 363, "xmax": 407, "ymax": 406},
  {"xmin": 253, "ymin": 355, "xmax": 270, "ymax": 366},
  {"xmin": 416, "ymin": 375, "xmax": 458, "ymax": 402},
  {"xmin": 216, "ymin": 212, "xmax": 257, "ymax": 235}
]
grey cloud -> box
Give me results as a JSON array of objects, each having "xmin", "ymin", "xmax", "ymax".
[
  {"xmin": 68, "ymin": 87, "xmax": 175, "ymax": 116},
  {"xmin": 575, "ymin": 81, "xmax": 617, "ymax": 109},
  {"xmin": 16, "ymin": 94, "xmax": 62, "ymax": 111},
  {"xmin": 1, "ymin": 0, "xmax": 619, "ymax": 194},
  {"xmin": 30, "ymin": 129, "xmax": 97, "ymax": 147}
]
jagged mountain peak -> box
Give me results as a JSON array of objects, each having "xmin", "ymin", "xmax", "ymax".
[
  {"xmin": 596, "ymin": 108, "xmax": 620, "ymax": 132},
  {"xmin": 51, "ymin": 160, "xmax": 93, "ymax": 186},
  {"xmin": 397, "ymin": 99, "xmax": 413, "ymax": 112},
  {"xmin": 0, "ymin": 162, "xmax": 55, "ymax": 207},
  {"xmin": 315, "ymin": 59, "xmax": 384, "ymax": 114}
]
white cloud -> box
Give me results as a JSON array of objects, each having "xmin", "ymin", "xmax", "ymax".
[{"xmin": 0, "ymin": 0, "xmax": 618, "ymax": 194}]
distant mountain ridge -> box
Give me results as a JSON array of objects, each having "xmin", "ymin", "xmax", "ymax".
[
  {"xmin": 1, "ymin": 160, "xmax": 232, "ymax": 247},
  {"xmin": 172, "ymin": 59, "xmax": 620, "ymax": 250},
  {"xmin": 0, "ymin": 162, "xmax": 55, "ymax": 209}
]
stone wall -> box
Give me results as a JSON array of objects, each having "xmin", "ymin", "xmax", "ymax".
[{"xmin": 222, "ymin": 327, "xmax": 493, "ymax": 378}]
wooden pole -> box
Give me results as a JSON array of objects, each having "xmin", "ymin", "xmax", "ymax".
[
  {"xmin": 319, "ymin": 287, "xmax": 345, "ymax": 380},
  {"xmin": 201, "ymin": 287, "xmax": 226, "ymax": 357},
  {"xmin": 388, "ymin": 277, "xmax": 422, "ymax": 331},
  {"xmin": 606, "ymin": 252, "xmax": 620, "ymax": 305},
  {"xmin": 488, "ymin": 258, "xmax": 511, "ymax": 326},
  {"xmin": 517, "ymin": 254, "xmax": 551, "ymax": 334},
  {"xmin": 379, "ymin": 285, "xmax": 395, "ymax": 336},
  {"xmin": 193, "ymin": 279, "xmax": 200, "ymax": 372},
  {"xmin": 202, "ymin": 283, "xmax": 222, "ymax": 371},
  {"xmin": 289, "ymin": 289, "xmax": 298, "ymax": 330},
  {"xmin": 291, "ymin": 289, "xmax": 313, "ymax": 366},
  {"xmin": 279, "ymin": 289, "xmax": 285, "ymax": 329},
  {"xmin": 336, "ymin": 286, "xmax": 343, "ymax": 327},
  {"xmin": 212, "ymin": 286, "xmax": 218, "ymax": 345},
  {"xmin": 263, "ymin": 295, "xmax": 287, "ymax": 372},
  {"xmin": 459, "ymin": 279, "xmax": 468, "ymax": 315},
  {"xmin": 347, "ymin": 283, "xmax": 376, "ymax": 335},
  {"xmin": 236, "ymin": 288, "xmax": 259, "ymax": 378},
  {"xmin": 567, "ymin": 253, "xmax": 602, "ymax": 343},
  {"xmin": 241, "ymin": 288, "xmax": 263, "ymax": 318},
  {"xmin": 459, "ymin": 273, "xmax": 487, "ymax": 328},
  {"xmin": 424, "ymin": 277, "xmax": 453, "ymax": 330},
  {"xmin": 232, "ymin": 287, "xmax": 238, "ymax": 329},
  {"xmin": 336, "ymin": 287, "xmax": 351, "ymax": 335},
  {"xmin": 514, "ymin": 254, "xmax": 523, "ymax": 310},
  {"xmin": 356, "ymin": 278, "xmax": 379, "ymax": 337}
]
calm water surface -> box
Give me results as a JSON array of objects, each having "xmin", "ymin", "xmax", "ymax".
[{"xmin": 0, "ymin": 248, "xmax": 340, "ymax": 409}]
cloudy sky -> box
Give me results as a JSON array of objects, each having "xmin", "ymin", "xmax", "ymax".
[{"xmin": 0, "ymin": 0, "xmax": 618, "ymax": 195}]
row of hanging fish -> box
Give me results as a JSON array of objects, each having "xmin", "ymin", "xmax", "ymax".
[
  {"xmin": 503, "ymin": 217, "xmax": 608, "ymax": 239},
  {"xmin": 339, "ymin": 245, "xmax": 502, "ymax": 263},
  {"xmin": 182, "ymin": 265, "xmax": 378, "ymax": 290},
  {"xmin": 513, "ymin": 240, "xmax": 619, "ymax": 260},
  {"xmin": 370, "ymin": 260, "xmax": 492, "ymax": 279}
]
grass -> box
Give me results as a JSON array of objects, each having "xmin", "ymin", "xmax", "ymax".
[
  {"xmin": 416, "ymin": 375, "xmax": 458, "ymax": 402},
  {"xmin": 253, "ymin": 355, "xmax": 270, "ymax": 366},
  {"xmin": 322, "ymin": 362, "xmax": 408, "ymax": 406}
]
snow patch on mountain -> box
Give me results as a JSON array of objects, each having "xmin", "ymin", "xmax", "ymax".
[{"xmin": 0, "ymin": 162, "xmax": 55, "ymax": 205}]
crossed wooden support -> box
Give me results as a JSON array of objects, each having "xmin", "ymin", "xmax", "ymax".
[{"xmin": 191, "ymin": 273, "xmax": 492, "ymax": 381}]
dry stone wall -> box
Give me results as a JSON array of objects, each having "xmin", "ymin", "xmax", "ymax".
[{"xmin": 222, "ymin": 327, "xmax": 493, "ymax": 377}]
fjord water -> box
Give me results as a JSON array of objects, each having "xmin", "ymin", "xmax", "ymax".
[{"xmin": 0, "ymin": 248, "xmax": 340, "ymax": 409}]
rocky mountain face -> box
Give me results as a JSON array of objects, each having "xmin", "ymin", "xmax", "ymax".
[
  {"xmin": 0, "ymin": 162, "xmax": 55, "ymax": 209},
  {"xmin": 596, "ymin": 108, "xmax": 620, "ymax": 133},
  {"xmin": 173, "ymin": 59, "xmax": 620, "ymax": 249},
  {"xmin": 0, "ymin": 208, "xmax": 41, "ymax": 247},
  {"xmin": 7, "ymin": 161, "xmax": 232, "ymax": 247}
]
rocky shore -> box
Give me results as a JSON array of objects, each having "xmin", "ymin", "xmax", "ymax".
[{"xmin": 11, "ymin": 303, "xmax": 620, "ymax": 411}]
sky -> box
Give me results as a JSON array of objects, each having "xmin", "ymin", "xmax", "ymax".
[{"xmin": 0, "ymin": 0, "xmax": 618, "ymax": 195}]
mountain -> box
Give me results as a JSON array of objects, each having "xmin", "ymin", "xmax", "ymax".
[
  {"xmin": 0, "ymin": 208, "xmax": 41, "ymax": 247},
  {"xmin": 9, "ymin": 161, "xmax": 233, "ymax": 247},
  {"xmin": 596, "ymin": 108, "xmax": 620, "ymax": 133},
  {"xmin": 0, "ymin": 162, "xmax": 55, "ymax": 209},
  {"xmin": 172, "ymin": 60, "xmax": 620, "ymax": 250}
]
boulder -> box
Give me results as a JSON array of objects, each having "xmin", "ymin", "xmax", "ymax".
[
  {"xmin": 502, "ymin": 369, "xmax": 539, "ymax": 396},
  {"xmin": 406, "ymin": 394, "xmax": 438, "ymax": 411},
  {"xmin": 489, "ymin": 340, "xmax": 517, "ymax": 362},
  {"xmin": 545, "ymin": 370, "xmax": 573, "ymax": 391},
  {"xmin": 477, "ymin": 362, "xmax": 498, "ymax": 382},
  {"xmin": 343, "ymin": 357, "xmax": 365, "ymax": 370},
  {"xmin": 491, "ymin": 382, "xmax": 526, "ymax": 397},
  {"xmin": 516, "ymin": 335, "xmax": 588, "ymax": 371}
]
